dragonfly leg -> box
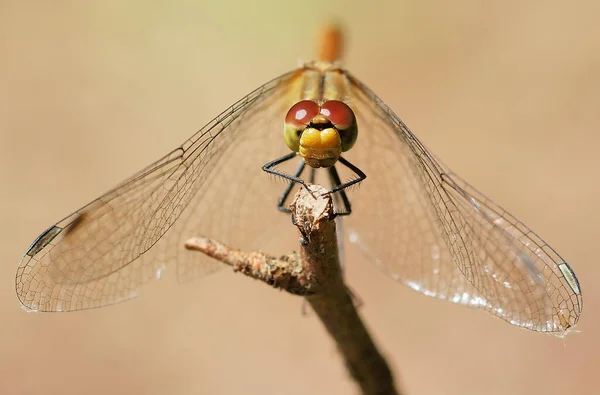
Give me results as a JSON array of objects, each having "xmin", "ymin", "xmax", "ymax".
[
  {"xmin": 325, "ymin": 157, "xmax": 366, "ymax": 216},
  {"xmin": 263, "ymin": 153, "xmax": 307, "ymax": 213},
  {"xmin": 278, "ymin": 160, "xmax": 307, "ymax": 213},
  {"xmin": 263, "ymin": 154, "xmax": 365, "ymax": 217},
  {"xmin": 329, "ymin": 156, "xmax": 367, "ymax": 194},
  {"xmin": 327, "ymin": 165, "xmax": 353, "ymax": 216}
]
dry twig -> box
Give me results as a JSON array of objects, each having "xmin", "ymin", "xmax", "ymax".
[{"xmin": 185, "ymin": 185, "xmax": 400, "ymax": 395}]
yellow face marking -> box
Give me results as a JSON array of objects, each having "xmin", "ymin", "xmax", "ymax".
[{"xmin": 299, "ymin": 127, "xmax": 342, "ymax": 168}]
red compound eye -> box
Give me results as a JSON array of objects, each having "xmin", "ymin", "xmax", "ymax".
[
  {"xmin": 320, "ymin": 100, "xmax": 355, "ymax": 129},
  {"xmin": 285, "ymin": 100, "xmax": 320, "ymax": 128}
]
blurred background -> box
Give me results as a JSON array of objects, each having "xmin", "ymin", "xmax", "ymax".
[{"xmin": 1, "ymin": 1, "xmax": 599, "ymax": 394}]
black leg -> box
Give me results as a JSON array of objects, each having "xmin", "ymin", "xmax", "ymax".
[
  {"xmin": 263, "ymin": 152, "xmax": 307, "ymax": 188},
  {"xmin": 263, "ymin": 154, "xmax": 366, "ymax": 217},
  {"xmin": 328, "ymin": 156, "xmax": 367, "ymax": 194},
  {"xmin": 276, "ymin": 159, "xmax": 306, "ymax": 213},
  {"xmin": 328, "ymin": 165, "xmax": 353, "ymax": 216}
]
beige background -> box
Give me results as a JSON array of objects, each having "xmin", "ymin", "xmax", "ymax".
[{"xmin": 1, "ymin": 1, "xmax": 599, "ymax": 394}]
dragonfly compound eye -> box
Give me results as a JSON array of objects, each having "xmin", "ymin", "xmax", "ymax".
[
  {"xmin": 284, "ymin": 100, "xmax": 320, "ymax": 152},
  {"xmin": 320, "ymin": 100, "xmax": 357, "ymax": 152}
]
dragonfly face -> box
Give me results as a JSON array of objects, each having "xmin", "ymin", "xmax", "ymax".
[
  {"xmin": 262, "ymin": 64, "xmax": 367, "ymax": 216},
  {"xmin": 283, "ymin": 100, "xmax": 358, "ymax": 168}
]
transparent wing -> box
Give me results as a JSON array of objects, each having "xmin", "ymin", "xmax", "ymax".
[
  {"xmin": 16, "ymin": 69, "xmax": 300, "ymax": 312},
  {"xmin": 342, "ymin": 72, "xmax": 583, "ymax": 332}
]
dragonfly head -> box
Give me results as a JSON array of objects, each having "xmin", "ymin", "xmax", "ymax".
[{"xmin": 284, "ymin": 100, "xmax": 357, "ymax": 168}]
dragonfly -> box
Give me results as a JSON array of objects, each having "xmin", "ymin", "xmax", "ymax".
[{"xmin": 16, "ymin": 25, "xmax": 582, "ymax": 334}]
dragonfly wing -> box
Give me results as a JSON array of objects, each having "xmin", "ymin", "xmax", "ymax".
[
  {"xmin": 162, "ymin": 72, "xmax": 302, "ymax": 285},
  {"xmin": 343, "ymin": 73, "xmax": 583, "ymax": 332},
  {"xmin": 16, "ymin": 70, "xmax": 298, "ymax": 312}
]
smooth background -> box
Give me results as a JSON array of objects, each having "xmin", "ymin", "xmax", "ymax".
[{"xmin": 1, "ymin": 1, "xmax": 598, "ymax": 394}]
